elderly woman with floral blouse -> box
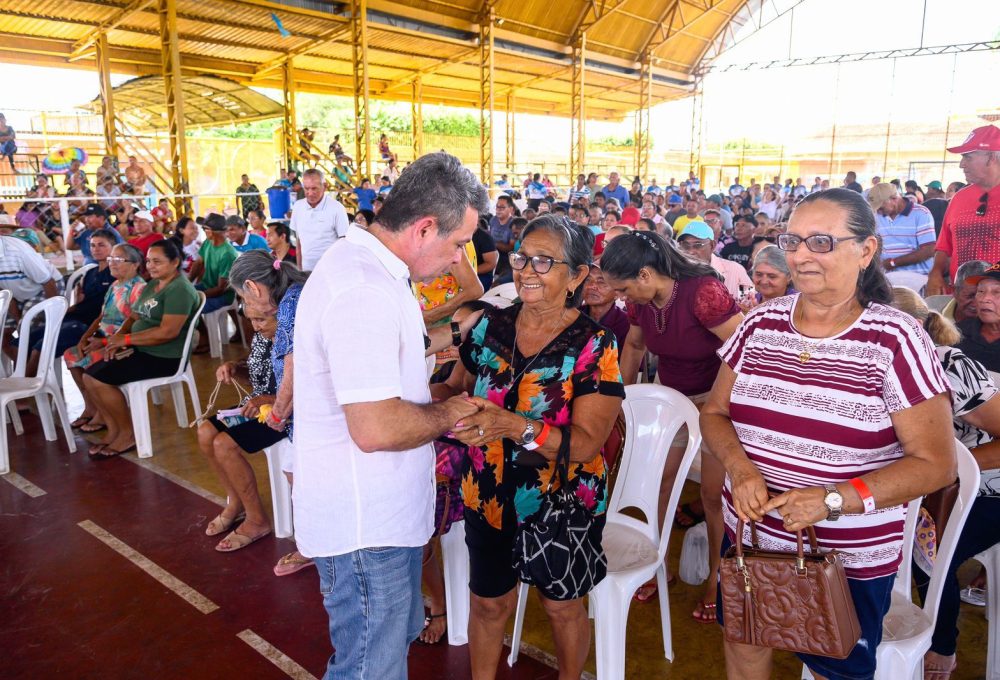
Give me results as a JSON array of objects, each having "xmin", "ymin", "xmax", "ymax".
[{"xmin": 433, "ymin": 214, "xmax": 624, "ymax": 679}]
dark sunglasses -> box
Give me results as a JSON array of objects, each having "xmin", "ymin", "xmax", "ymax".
[{"xmin": 978, "ymin": 192, "xmax": 989, "ymax": 218}]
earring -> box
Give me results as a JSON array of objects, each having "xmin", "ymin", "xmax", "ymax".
[{"xmin": 566, "ymin": 289, "xmax": 574, "ymax": 299}]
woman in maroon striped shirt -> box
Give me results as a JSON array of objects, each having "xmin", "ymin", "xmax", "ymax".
[{"xmin": 701, "ymin": 189, "xmax": 957, "ymax": 680}]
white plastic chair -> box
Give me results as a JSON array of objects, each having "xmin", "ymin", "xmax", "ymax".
[
  {"xmin": 263, "ymin": 439, "xmax": 293, "ymax": 538},
  {"xmin": 924, "ymin": 295, "xmax": 952, "ymax": 313},
  {"xmin": 120, "ymin": 292, "xmax": 206, "ymax": 458},
  {"xmin": 507, "ymin": 384, "xmax": 702, "ymax": 675},
  {"xmin": 0, "ymin": 291, "xmax": 23, "ymax": 435},
  {"xmin": 804, "ymin": 440, "xmax": 979, "ymax": 680},
  {"xmin": 54, "ymin": 262, "xmax": 98, "ymax": 391},
  {"xmin": 975, "ymin": 543, "xmax": 1000, "ymax": 680},
  {"xmin": 203, "ymin": 298, "xmax": 246, "ymax": 359},
  {"xmin": 440, "ymin": 519, "xmax": 470, "ymax": 646},
  {"xmin": 1, "ymin": 296, "xmax": 77, "ymax": 474},
  {"xmin": 488, "ymin": 282, "xmax": 518, "ymax": 302}
]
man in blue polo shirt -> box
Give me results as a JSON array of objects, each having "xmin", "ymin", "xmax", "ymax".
[
  {"xmin": 869, "ymin": 182, "xmax": 936, "ymax": 292},
  {"xmin": 226, "ymin": 215, "xmax": 268, "ymax": 253},
  {"xmin": 65, "ymin": 203, "xmax": 123, "ymax": 265},
  {"xmin": 602, "ymin": 171, "xmax": 630, "ymax": 208},
  {"xmin": 353, "ymin": 178, "xmax": 377, "ymax": 211}
]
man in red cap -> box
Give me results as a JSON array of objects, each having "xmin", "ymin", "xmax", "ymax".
[{"xmin": 926, "ymin": 125, "xmax": 1000, "ymax": 295}]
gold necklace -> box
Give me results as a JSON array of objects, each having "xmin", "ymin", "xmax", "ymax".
[{"xmin": 794, "ymin": 301, "xmax": 858, "ymax": 364}]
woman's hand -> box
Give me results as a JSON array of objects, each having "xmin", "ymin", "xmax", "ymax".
[
  {"xmin": 216, "ymin": 361, "xmax": 238, "ymax": 384},
  {"xmin": 104, "ymin": 332, "xmax": 126, "ymax": 360},
  {"xmin": 728, "ymin": 459, "xmax": 770, "ymax": 522},
  {"xmin": 762, "ymin": 486, "xmax": 828, "ymax": 532},
  {"xmin": 241, "ymin": 394, "xmax": 276, "ymax": 419},
  {"xmin": 451, "ymin": 396, "xmax": 519, "ymax": 448}
]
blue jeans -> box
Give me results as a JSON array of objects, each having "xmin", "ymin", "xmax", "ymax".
[{"xmin": 315, "ymin": 546, "xmax": 424, "ymax": 680}]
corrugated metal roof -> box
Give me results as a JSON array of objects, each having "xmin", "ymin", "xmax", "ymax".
[{"xmin": 0, "ymin": 0, "xmax": 754, "ymax": 120}]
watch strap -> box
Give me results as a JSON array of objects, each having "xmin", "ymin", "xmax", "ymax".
[{"xmin": 450, "ymin": 322, "xmax": 462, "ymax": 347}]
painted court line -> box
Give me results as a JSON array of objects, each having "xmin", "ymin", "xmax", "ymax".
[
  {"xmin": 77, "ymin": 519, "xmax": 219, "ymax": 614},
  {"xmin": 237, "ymin": 629, "xmax": 319, "ymax": 680},
  {"xmin": 122, "ymin": 453, "xmax": 226, "ymax": 507},
  {"xmin": 1, "ymin": 472, "xmax": 47, "ymax": 498},
  {"xmin": 504, "ymin": 634, "xmax": 595, "ymax": 679}
]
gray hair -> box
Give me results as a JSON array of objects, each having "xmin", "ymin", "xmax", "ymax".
[
  {"xmin": 520, "ymin": 214, "xmax": 592, "ymax": 308},
  {"xmin": 301, "ymin": 167, "xmax": 324, "ymax": 182},
  {"xmin": 375, "ymin": 152, "xmax": 489, "ymax": 235},
  {"xmin": 956, "ymin": 260, "xmax": 990, "ymax": 289},
  {"xmin": 752, "ymin": 245, "xmax": 790, "ymax": 277},
  {"xmin": 113, "ymin": 242, "xmax": 143, "ymax": 265},
  {"xmin": 229, "ymin": 249, "xmax": 309, "ymax": 305}
]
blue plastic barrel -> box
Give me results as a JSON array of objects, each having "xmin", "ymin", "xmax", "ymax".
[{"xmin": 267, "ymin": 186, "xmax": 291, "ymax": 219}]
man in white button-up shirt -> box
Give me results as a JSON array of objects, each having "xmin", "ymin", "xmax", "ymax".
[
  {"xmin": 290, "ymin": 168, "xmax": 349, "ymax": 271},
  {"xmin": 293, "ymin": 153, "xmax": 488, "ymax": 680}
]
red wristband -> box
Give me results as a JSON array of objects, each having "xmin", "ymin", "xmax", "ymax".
[
  {"xmin": 269, "ymin": 410, "xmax": 284, "ymax": 424},
  {"xmin": 849, "ymin": 477, "xmax": 876, "ymax": 514},
  {"xmin": 101, "ymin": 338, "xmax": 108, "ymax": 347},
  {"xmin": 124, "ymin": 334, "xmax": 131, "ymax": 347},
  {"xmin": 533, "ymin": 422, "xmax": 552, "ymax": 448}
]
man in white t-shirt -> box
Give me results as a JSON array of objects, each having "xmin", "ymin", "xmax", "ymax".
[
  {"xmin": 290, "ymin": 168, "xmax": 349, "ymax": 271},
  {"xmin": 292, "ymin": 152, "xmax": 488, "ymax": 679}
]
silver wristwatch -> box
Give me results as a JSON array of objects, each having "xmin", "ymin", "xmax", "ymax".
[
  {"xmin": 518, "ymin": 419, "xmax": 536, "ymax": 447},
  {"xmin": 823, "ymin": 484, "xmax": 843, "ymax": 521}
]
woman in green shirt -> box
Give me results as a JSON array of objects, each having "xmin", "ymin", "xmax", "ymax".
[{"xmin": 84, "ymin": 239, "xmax": 201, "ymax": 459}]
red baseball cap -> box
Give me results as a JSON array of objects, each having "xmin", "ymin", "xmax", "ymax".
[
  {"xmin": 620, "ymin": 206, "xmax": 640, "ymax": 226},
  {"xmin": 947, "ymin": 125, "xmax": 1000, "ymax": 154}
]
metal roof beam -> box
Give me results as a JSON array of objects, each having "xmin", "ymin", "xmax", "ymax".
[
  {"xmin": 71, "ymin": 0, "xmax": 155, "ymax": 58},
  {"xmin": 254, "ymin": 22, "xmax": 350, "ymax": 77}
]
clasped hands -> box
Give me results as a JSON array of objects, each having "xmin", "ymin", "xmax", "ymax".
[
  {"xmin": 729, "ymin": 461, "xmax": 830, "ymax": 532},
  {"xmin": 443, "ymin": 395, "xmax": 523, "ymax": 449}
]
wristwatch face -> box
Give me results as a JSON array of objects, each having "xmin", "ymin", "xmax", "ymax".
[
  {"xmin": 521, "ymin": 422, "xmax": 535, "ymax": 443},
  {"xmin": 824, "ymin": 490, "xmax": 843, "ymax": 512}
]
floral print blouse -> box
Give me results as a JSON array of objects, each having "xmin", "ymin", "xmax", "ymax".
[{"xmin": 459, "ymin": 303, "xmax": 625, "ymax": 531}]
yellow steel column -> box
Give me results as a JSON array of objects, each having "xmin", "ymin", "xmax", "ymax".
[
  {"xmin": 96, "ymin": 32, "xmax": 117, "ymax": 158},
  {"xmin": 282, "ymin": 60, "xmax": 297, "ymax": 170},
  {"xmin": 479, "ymin": 7, "xmax": 495, "ymax": 185},
  {"xmin": 635, "ymin": 56, "xmax": 652, "ymax": 183},
  {"xmin": 412, "ymin": 78, "xmax": 423, "ymax": 161},
  {"xmin": 158, "ymin": 0, "xmax": 188, "ymax": 212},
  {"xmin": 351, "ymin": 0, "xmax": 371, "ymax": 181},
  {"xmin": 569, "ymin": 34, "xmax": 586, "ymax": 178},
  {"xmin": 505, "ymin": 93, "xmax": 515, "ymax": 172}
]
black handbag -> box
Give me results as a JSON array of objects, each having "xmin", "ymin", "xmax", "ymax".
[{"xmin": 512, "ymin": 427, "xmax": 607, "ymax": 601}]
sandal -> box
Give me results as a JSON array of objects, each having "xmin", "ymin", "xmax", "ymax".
[
  {"xmin": 634, "ymin": 574, "xmax": 675, "ymax": 603},
  {"xmin": 692, "ymin": 601, "xmax": 717, "ymax": 624},
  {"xmin": 273, "ymin": 551, "xmax": 315, "ymax": 576},
  {"xmin": 205, "ymin": 512, "xmax": 245, "ymax": 537},
  {"xmin": 90, "ymin": 443, "xmax": 136, "ymax": 460},
  {"xmin": 215, "ymin": 526, "xmax": 271, "ymax": 552},
  {"xmin": 674, "ymin": 502, "xmax": 706, "ymax": 530},
  {"xmin": 417, "ymin": 613, "xmax": 447, "ymax": 645},
  {"xmin": 80, "ymin": 422, "xmax": 107, "ymax": 433},
  {"xmin": 71, "ymin": 415, "xmax": 93, "ymax": 428}
]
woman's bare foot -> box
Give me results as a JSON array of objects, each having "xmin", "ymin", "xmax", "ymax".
[
  {"xmin": 923, "ymin": 650, "xmax": 956, "ymax": 679},
  {"xmin": 418, "ymin": 612, "xmax": 447, "ymax": 644}
]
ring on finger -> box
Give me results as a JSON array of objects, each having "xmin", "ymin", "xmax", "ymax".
[{"xmin": 478, "ymin": 427, "xmax": 485, "ymax": 437}]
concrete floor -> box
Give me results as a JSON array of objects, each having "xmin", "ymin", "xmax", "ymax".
[{"xmin": 1, "ymin": 340, "xmax": 992, "ymax": 679}]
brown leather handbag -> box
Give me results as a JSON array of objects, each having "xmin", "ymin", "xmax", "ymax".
[{"xmin": 720, "ymin": 519, "xmax": 861, "ymax": 659}]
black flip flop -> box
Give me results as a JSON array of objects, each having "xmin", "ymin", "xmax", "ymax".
[
  {"xmin": 91, "ymin": 443, "xmax": 137, "ymax": 460},
  {"xmin": 674, "ymin": 502, "xmax": 706, "ymax": 530}
]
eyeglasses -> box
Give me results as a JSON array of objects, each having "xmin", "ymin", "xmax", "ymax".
[
  {"xmin": 107, "ymin": 256, "xmax": 134, "ymax": 264},
  {"xmin": 677, "ymin": 239, "xmax": 712, "ymax": 251},
  {"xmin": 776, "ymin": 233, "xmax": 859, "ymax": 253},
  {"xmin": 978, "ymin": 192, "xmax": 989, "ymax": 218},
  {"xmin": 510, "ymin": 252, "xmax": 569, "ymax": 274}
]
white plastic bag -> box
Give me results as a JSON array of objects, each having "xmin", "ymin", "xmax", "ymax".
[{"xmin": 679, "ymin": 520, "xmax": 709, "ymax": 585}]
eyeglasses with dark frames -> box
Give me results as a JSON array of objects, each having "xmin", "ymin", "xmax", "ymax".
[
  {"xmin": 978, "ymin": 192, "xmax": 989, "ymax": 218},
  {"xmin": 776, "ymin": 233, "xmax": 860, "ymax": 253},
  {"xmin": 509, "ymin": 252, "xmax": 570, "ymax": 274}
]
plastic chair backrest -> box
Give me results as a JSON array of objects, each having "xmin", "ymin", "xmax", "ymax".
[
  {"xmin": 0, "ymin": 290, "xmax": 11, "ymax": 338},
  {"xmin": 920, "ymin": 440, "xmax": 980, "ymax": 624},
  {"xmin": 11, "ymin": 296, "xmax": 68, "ymax": 381},
  {"xmin": 989, "ymin": 371, "xmax": 1000, "ymax": 389},
  {"xmin": 65, "ymin": 263, "xmax": 97, "ymax": 307},
  {"xmin": 893, "ymin": 498, "xmax": 923, "ymax": 602},
  {"xmin": 608, "ymin": 383, "xmax": 702, "ymax": 559},
  {"xmin": 172, "ymin": 291, "xmax": 207, "ymax": 376}
]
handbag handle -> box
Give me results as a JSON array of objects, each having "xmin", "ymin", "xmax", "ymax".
[
  {"xmin": 542, "ymin": 426, "xmax": 572, "ymax": 493},
  {"xmin": 734, "ymin": 518, "xmax": 821, "ymax": 569}
]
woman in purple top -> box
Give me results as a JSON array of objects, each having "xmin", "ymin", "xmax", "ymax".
[{"xmin": 600, "ymin": 230, "xmax": 742, "ymax": 618}]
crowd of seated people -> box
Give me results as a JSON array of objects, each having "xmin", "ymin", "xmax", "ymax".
[{"xmin": 4, "ymin": 127, "xmax": 1000, "ymax": 679}]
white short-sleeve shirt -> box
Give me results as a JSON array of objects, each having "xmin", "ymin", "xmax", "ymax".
[
  {"xmin": 291, "ymin": 225, "xmax": 435, "ymax": 558},
  {"xmin": 289, "ymin": 193, "xmax": 349, "ymax": 272},
  {"xmin": 0, "ymin": 236, "xmax": 56, "ymax": 302}
]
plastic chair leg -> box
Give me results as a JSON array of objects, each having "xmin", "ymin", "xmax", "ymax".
[
  {"xmin": 591, "ymin": 579, "xmax": 631, "ymax": 680},
  {"xmin": 440, "ymin": 520, "xmax": 470, "ymax": 646},
  {"xmin": 169, "ymin": 382, "xmax": 188, "ymax": 427},
  {"xmin": 264, "ymin": 445, "xmax": 293, "ymax": 538},
  {"xmin": 507, "ymin": 582, "xmax": 530, "ymax": 666},
  {"xmin": 205, "ymin": 312, "xmax": 224, "ymax": 358},
  {"xmin": 977, "ymin": 546, "xmax": 1000, "ymax": 679},
  {"xmin": 656, "ymin": 564, "xmax": 674, "ymax": 661},
  {"xmin": 7, "ymin": 401, "xmax": 23, "ymax": 436},
  {"xmin": 151, "ymin": 385, "xmax": 163, "ymax": 406},
  {"xmin": 35, "ymin": 393, "xmax": 56, "ymax": 441},
  {"xmin": 48, "ymin": 386, "xmax": 77, "ymax": 453},
  {"xmin": 0, "ymin": 396, "xmax": 10, "ymax": 474},
  {"xmin": 184, "ymin": 370, "xmax": 202, "ymax": 417},
  {"xmin": 127, "ymin": 385, "xmax": 153, "ymax": 458}
]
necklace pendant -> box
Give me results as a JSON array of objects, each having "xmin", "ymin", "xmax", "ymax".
[{"xmin": 798, "ymin": 351, "xmax": 811, "ymax": 364}]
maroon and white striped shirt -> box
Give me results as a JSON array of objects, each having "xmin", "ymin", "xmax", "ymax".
[{"xmin": 719, "ymin": 294, "xmax": 950, "ymax": 579}]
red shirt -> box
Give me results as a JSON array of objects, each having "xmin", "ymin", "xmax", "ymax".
[
  {"xmin": 626, "ymin": 275, "xmax": 739, "ymax": 396},
  {"xmin": 935, "ymin": 183, "xmax": 1000, "ymax": 279},
  {"xmin": 129, "ymin": 232, "xmax": 165, "ymax": 257}
]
